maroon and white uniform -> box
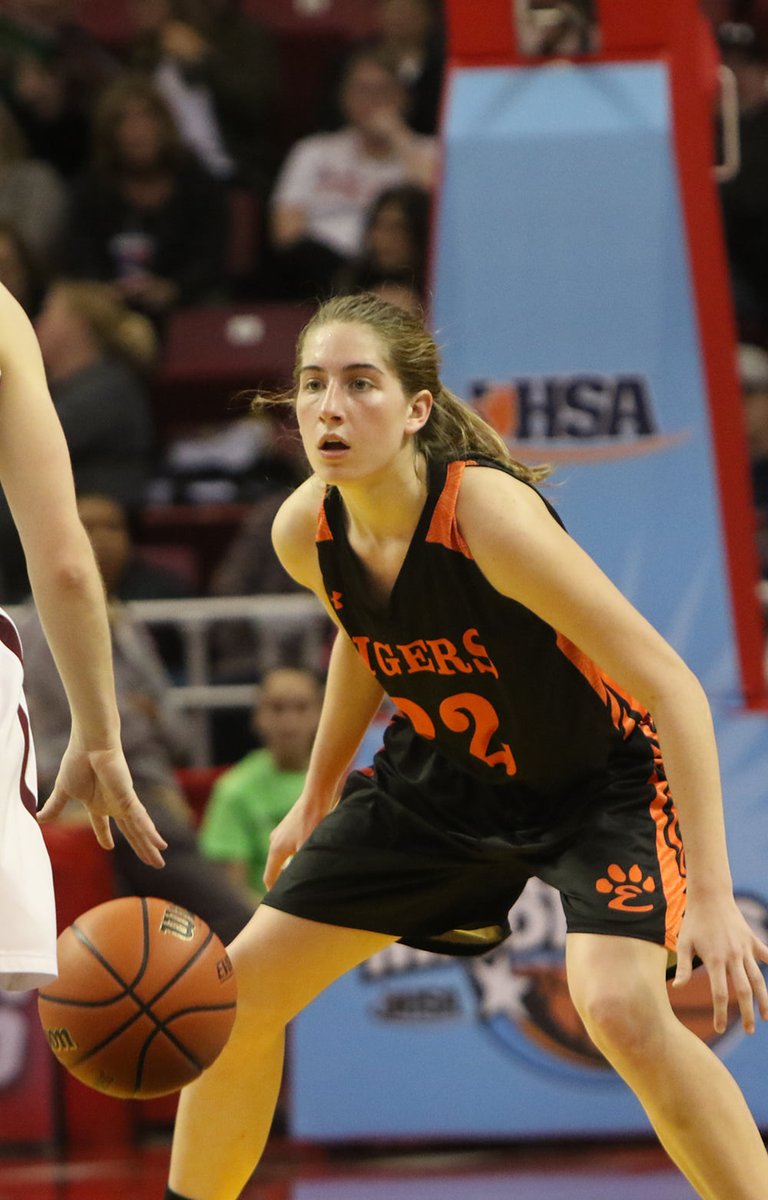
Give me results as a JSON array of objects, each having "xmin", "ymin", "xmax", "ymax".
[{"xmin": 0, "ymin": 609, "xmax": 56, "ymax": 990}]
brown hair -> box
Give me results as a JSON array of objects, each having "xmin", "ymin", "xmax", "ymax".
[
  {"xmin": 255, "ymin": 292, "xmax": 550, "ymax": 484},
  {"xmin": 90, "ymin": 75, "xmax": 184, "ymax": 177},
  {"xmin": 51, "ymin": 280, "xmax": 158, "ymax": 372}
]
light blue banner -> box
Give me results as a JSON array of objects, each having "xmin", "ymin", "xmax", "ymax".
[{"xmin": 433, "ymin": 62, "xmax": 737, "ymax": 700}]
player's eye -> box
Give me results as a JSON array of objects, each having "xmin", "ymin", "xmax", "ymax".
[{"xmin": 350, "ymin": 377, "xmax": 373, "ymax": 392}]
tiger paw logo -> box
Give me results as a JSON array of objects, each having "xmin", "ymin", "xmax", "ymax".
[{"xmin": 595, "ymin": 863, "xmax": 656, "ymax": 912}]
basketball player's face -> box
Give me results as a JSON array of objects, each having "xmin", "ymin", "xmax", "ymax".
[{"xmin": 296, "ymin": 321, "xmax": 428, "ymax": 483}]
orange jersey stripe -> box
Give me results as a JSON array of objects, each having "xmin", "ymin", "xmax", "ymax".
[
  {"xmin": 426, "ymin": 459, "xmax": 475, "ymax": 558},
  {"xmin": 555, "ymin": 631, "xmax": 646, "ymax": 740},
  {"xmin": 640, "ymin": 725, "xmax": 686, "ymax": 951},
  {"xmin": 316, "ymin": 499, "xmax": 333, "ymax": 543}
]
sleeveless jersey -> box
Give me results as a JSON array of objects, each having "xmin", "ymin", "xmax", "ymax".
[
  {"xmin": 316, "ymin": 457, "xmax": 660, "ymax": 810},
  {"xmin": 0, "ymin": 607, "xmax": 56, "ymax": 990}
]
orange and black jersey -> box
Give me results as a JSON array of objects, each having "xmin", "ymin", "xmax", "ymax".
[{"xmin": 316, "ymin": 456, "xmax": 660, "ymax": 808}]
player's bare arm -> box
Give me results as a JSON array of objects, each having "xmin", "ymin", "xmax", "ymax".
[
  {"xmin": 266, "ymin": 477, "xmax": 385, "ymax": 888},
  {"xmin": 0, "ymin": 285, "xmax": 166, "ymax": 868},
  {"xmin": 457, "ymin": 465, "xmax": 768, "ymax": 1031}
]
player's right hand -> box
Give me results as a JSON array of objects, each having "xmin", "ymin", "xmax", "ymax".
[
  {"xmin": 263, "ymin": 795, "xmax": 327, "ymax": 892},
  {"xmin": 38, "ymin": 743, "xmax": 167, "ymax": 869}
]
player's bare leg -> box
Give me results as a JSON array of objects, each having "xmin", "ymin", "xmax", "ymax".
[
  {"xmin": 567, "ymin": 933, "xmax": 768, "ymax": 1200},
  {"xmin": 168, "ymin": 906, "xmax": 394, "ymax": 1200}
]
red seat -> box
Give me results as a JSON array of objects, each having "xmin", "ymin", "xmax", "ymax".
[
  {"xmin": 154, "ymin": 301, "xmax": 315, "ymax": 430},
  {"xmin": 42, "ymin": 824, "xmax": 116, "ymax": 933},
  {"xmin": 73, "ymin": 0, "xmax": 134, "ymax": 47},
  {"xmin": 136, "ymin": 502, "xmax": 251, "ymax": 588},
  {"xmin": 134, "ymin": 542, "xmax": 202, "ymax": 592},
  {"xmin": 159, "ymin": 301, "xmax": 314, "ymax": 390},
  {"xmin": 174, "ymin": 765, "xmax": 230, "ymax": 826},
  {"xmin": 226, "ymin": 187, "xmax": 263, "ymax": 282},
  {"xmin": 243, "ymin": 0, "xmax": 378, "ymax": 39}
]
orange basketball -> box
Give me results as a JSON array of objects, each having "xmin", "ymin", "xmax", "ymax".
[{"xmin": 38, "ymin": 896, "xmax": 237, "ymax": 1099}]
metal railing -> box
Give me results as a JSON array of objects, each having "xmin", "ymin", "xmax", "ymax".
[
  {"xmin": 11, "ymin": 594, "xmax": 331, "ymax": 767},
  {"xmin": 133, "ymin": 594, "xmax": 331, "ymax": 763}
]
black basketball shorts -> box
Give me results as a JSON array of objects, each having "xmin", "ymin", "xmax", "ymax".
[{"xmin": 262, "ymin": 718, "xmax": 686, "ymax": 958}]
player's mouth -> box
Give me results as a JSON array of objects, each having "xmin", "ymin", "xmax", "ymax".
[{"xmin": 318, "ymin": 435, "xmax": 350, "ymax": 459}]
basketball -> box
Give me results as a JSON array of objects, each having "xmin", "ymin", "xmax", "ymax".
[{"xmin": 37, "ymin": 896, "xmax": 237, "ymax": 1099}]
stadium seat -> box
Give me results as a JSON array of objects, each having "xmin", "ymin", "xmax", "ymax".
[
  {"xmin": 244, "ymin": 0, "xmax": 378, "ymax": 39},
  {"xmin": 174, "ymin": 765, "xmax": 230, "ymax": 826},
  {"xmin": 73, "ymin": 0, "xmax": 134, "ymax": 47}
]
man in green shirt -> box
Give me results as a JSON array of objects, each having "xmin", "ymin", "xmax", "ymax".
[{"xmin": 200, "ymin": 668, "xmax": 322, "ymax": 898}]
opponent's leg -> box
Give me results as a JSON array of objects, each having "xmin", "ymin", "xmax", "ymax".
[
  {"xmin": 168, "ymin": 905, "xmax": 394, "ymax": 1200},
  {"xmin": 567, "ymin": 933, "xmax": 768, "ymax": 1200}
]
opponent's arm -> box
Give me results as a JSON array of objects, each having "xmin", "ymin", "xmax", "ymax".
[
  {"xmin": 0, "ymin": 285, "xmax": 165, "ymax": 867},
  {"xmin": 457, "ymin": 466, "xmax": 768, "ymax": 1033},
  {"xmin": 263, "ymin": 481, "xmax": 385, "ymax": 888}
]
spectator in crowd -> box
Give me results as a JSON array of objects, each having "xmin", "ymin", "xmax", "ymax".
[
  {"xmin": 74, "ymin": 491, "xmax": 196, "ymax": 676},
  {"xmin": 35, "ymin": 279, "xmax": 157, "ymax": 504},
  {"xmin": 129, "ymin": 0, "xmax": 279, "ymax": 193},
  {"xmin": 0, "ymin": 219, "xmax": 46, "ymax": 316},
  {"xmin": 318, "ymin": 0, "xmax": 445, "ymax": 137},
  {"xmin": 75, "ymin": 492, "xmax": 196, "ymax": 603},
  {"xmin": 0, "ymin": 0, "xmax": 118, "ymax": 178},
  {"xmin": 60, "ymin": 75, "xmax": 229, "ymax": 325},
  {"xmin": 208, "ymin": 486, "xmax": 308, "ymax": 684},
  {"xmin": 333, "ymin": 184, "xmax": 432, "ymax": 303},
  {"xmin": 717, "ymin": 22, "xmax": 768, "ymax": 339},
  {"xmin": 207, "ymin": 413, "xmax": 311, "ymax": 682},
  {"xmin": 0, "ymin": 99, "xmax": 67, "ymax": 261},
  {"xmin": 19, "ymin": 494, "xmax": 254, "ymax": 946},
  {"xmin": 200, "ymin": 668, "xmax": 322, "ymax": 900},
  {"xmin": 269, "ymin": 49, "xmax": 438, "ymax": 300}
]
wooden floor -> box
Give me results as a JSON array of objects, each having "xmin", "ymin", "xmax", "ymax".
[{"xmin": 0, "ymin": 1137, "xmax": 700, "ymax": 1199}]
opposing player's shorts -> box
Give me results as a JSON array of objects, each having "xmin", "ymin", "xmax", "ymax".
[
  {"xmin": 263, "ymin": 716, "xmax": 686, "ymax": 961},
  {"xmin": 0, "ymin": 612, "xmax": 56, "ymax": 991}
]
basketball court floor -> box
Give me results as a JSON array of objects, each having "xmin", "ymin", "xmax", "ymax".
[{"xmin": 0, "ymin": 1138, "xmax": 701, "ymax": 1199}]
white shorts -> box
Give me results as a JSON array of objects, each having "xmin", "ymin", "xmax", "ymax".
[{"xmin": 0, "ymin": 611, "xmax": 56, "ymax": 991}]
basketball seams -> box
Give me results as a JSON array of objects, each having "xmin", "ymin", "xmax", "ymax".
[
  {"xmin": 132, "ymin": 1002, "xmax": 238, "ymax": 1090},
  {"xmin": 62, "ymin": 928, "xmax": 220, "ymax": 1065},
  {"xmin": 39, "ymin": 897, "xmax": 237, "ymax": 1097}
]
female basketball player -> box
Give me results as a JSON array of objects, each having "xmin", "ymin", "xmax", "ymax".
[
  {"xmin": 0, "ymin": 282, "xmax": 165, "ymax": 992},
  {"xmin": 167, "ymin": 294, "xmax": 768, "ymax": 1200}
]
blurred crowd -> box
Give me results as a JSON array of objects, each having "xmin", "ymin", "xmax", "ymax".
[
  {"xmin": 0, "ymin": 0, "xmax": 443, "ymax": 606},
  {"xmin": 2, "ymin": 0, "xmax": 768, "ymax": 856}
]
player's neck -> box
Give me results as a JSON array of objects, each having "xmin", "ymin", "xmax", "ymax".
[{"xmin": 339, "ymin": 453, "xmax": 427, "ymax": 544}]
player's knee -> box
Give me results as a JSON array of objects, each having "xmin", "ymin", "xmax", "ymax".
[{"xmin": 572, "ymin": 985, "xmax": 666, "ymax": 1063}]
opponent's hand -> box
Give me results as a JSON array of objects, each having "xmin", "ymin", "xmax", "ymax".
[
  {"xmin": 38, "ymin": 744, "xmax": 167, "ymax": 868},
  {"xmin": 673, "ymin": 894, "xmax": 768, "ymax": 1034}
]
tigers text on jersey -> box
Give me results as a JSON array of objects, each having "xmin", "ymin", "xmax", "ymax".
[{"xmin": 317, "ymin": 456, "xmax": 658, "ymax": 808}]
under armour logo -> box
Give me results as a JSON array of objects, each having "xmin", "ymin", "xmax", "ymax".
[{"xmin": 331, "ymin": 591, "xmax": 344, "ymax": 611}]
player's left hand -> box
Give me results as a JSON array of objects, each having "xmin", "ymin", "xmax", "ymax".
[
  {"xmin": 38, "ymin": 743, "xmax": 167, "ymax": 869},
  {"xmin": 673, "ymin": 894, "xmax": 768, "ymax": 1034}
]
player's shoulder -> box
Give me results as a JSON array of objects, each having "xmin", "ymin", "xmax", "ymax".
[
  {"xmin": 458, "ymin": 461, "xmax": 544, "ymax": 509},
  {"xmin": 271, "ymin": 476, "xmax": 326, "ymax": 589},
  {"xmin": 456, "ymin": 461, "xmax": 554, "ymax": 546}
]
